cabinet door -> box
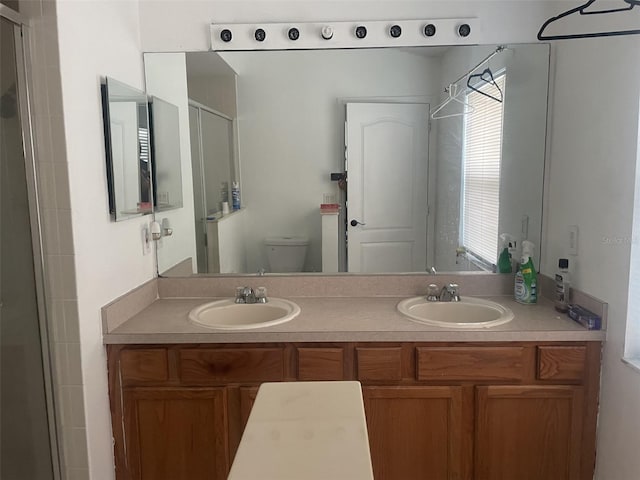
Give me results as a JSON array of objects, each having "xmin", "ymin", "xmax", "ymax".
[
  {"xmin": 239, "ymin": 386, "xmax": 260, "ymax": 430},
  {"xmin": 475, "ymin": 385, "xmax": 583, "ymax": 480},
  {"xmin": 123, "ymin": 387, "xmax": 229, "ymax": 480},
  {"xmin": 362, "ymin": 386, "xmax": 467, "ymax": 480}
]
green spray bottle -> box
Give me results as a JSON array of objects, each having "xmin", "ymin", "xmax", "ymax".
[
  {"xmin": 514, "ymin": 240, "xmax": 537, "ymax": 304},
  {"xmin": 497, "ymin": 234, "xmax": 514, "ymax": 273}
]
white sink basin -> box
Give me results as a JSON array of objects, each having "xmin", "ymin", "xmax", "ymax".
[
  {"xmin": 397, "ymin": 296, "xmax": 514, "ymax": 329},
  {"xmin": 189, "ymin": 298, "xmax": 301, "ymax": 330}
]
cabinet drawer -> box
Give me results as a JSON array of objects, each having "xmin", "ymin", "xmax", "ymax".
[
  {"xmin": 356, "ymin": 347, "xmax": 402, "ymax": 381},
  {"xmin": 297, "ymin": 348, "xmax": 344, "ymax": 380},
  {"xmin": 120, "ymin": 349, "xmax": 168, "ymax": 385},
  {"xmin": 180, "ymin": 348, "xmax": 284, "ymax": 383},
  {"xmin": 417, "ymin": 347, "xmax": 525, "ymax": 381},
  {"xmin": 537, "ymin": 346, "xmax": 586, "ymax": 381}
]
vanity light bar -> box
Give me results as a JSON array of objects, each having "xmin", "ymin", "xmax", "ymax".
[{"xmin": 210, "ymin": 19, "xmax": 480, "ymax": 51}]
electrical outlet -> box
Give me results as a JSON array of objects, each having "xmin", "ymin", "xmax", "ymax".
[
  {"xmin": 141, "ymin": 224, "xmax": 151, "ymax": 255},
  {"xmin": 158, "ymin": 191, "xmax": 169, "ymax": 205},
  {"xmin": 521, "ymin": 214, "xmax": 529, "ymax": 240},
  {"xmin": 568, "ymin": 225, "xmax": 578, "ymax": 255}
]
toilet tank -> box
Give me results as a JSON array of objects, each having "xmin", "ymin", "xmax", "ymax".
[{"xmin": 264, "ymin": 236, "xmax": 309, "ymax": 272}]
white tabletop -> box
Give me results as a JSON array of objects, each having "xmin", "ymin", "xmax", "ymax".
[{"xmin": 228, "ymin": 381, "xmax": 374, "ymax": 480}]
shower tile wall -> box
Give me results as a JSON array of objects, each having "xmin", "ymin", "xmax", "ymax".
[{"xmin": 18, "ymin": 0, "xmax": 89, "ymax": 478}]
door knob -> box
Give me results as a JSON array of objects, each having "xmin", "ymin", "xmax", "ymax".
[{"xmin": 350, "ymin": 219, "xmax": 366, "ymax": 227}]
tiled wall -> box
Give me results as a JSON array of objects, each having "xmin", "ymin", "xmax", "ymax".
[{"xmin": 18, "ymin": 0, "xmax": 88, "ymax": 478}]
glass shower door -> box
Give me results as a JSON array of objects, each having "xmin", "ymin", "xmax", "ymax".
[
  {"xmin": 188, "ymin": 103, "xmax": 235, "ymax": 274},
  {"xmin": 0, "ymin": 14, "xmax": 55, "ymax": 480}
]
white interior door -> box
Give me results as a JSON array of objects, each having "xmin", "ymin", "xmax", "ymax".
[{"xmin": 346, "ymin": 103, "xmax": 429, "ymax": 272}]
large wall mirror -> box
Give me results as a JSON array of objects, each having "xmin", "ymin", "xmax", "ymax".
[{"xmin": 144, "ymin": 43, "xmax": 550, "ymax": 276}]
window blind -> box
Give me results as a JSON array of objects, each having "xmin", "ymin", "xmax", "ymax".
[
  {"xmin": 138, "ymin": 127, "xmax": 149, "ymax": 164},
  {"xmin": 461, "ymin": 74, "xmax": 506, "ymax": 266}
]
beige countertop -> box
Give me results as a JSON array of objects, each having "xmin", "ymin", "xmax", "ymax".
[
  {"xmin": 103, "ymin": 294, "xmax": 605, "ymax": 344},
  {"xmin": 228, "ymin": 381, "xmax": 373, "ymax": 480}
]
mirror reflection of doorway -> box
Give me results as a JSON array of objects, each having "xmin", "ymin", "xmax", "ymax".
[
  {"xmin": 345, "ymin": 102, "xmax": 430, "ymax": 273},
  {"xmin": 1, "ymin": 11, "xmax": 57, "ymax": 480}
]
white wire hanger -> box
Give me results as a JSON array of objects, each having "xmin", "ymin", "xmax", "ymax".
[{"xmin": 430, "ymin": 83, "xmax": 474, "ymax": 120}]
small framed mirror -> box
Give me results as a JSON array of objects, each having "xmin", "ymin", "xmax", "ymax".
[
  {"xmin": 149, "ymin": 96, "xmax": 183, "ymax": 212},
  {"xmin": 101, "ymin": 77, "xmax": 152, "ymax": 221}
]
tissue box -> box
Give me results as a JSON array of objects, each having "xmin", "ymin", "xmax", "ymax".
[
  {"xmin": 567, "ymin": 304, "xmax": 602, "ymax": 330},
  {"xmin": 320, "ymin": 203, "xmax": 340, "ymax": 214}
]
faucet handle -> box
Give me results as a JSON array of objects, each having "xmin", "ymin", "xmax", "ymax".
[
  {"xmin": 235, "ymin": 286, "xmax": 246, "ymax": 303},
  {"xmin": 255, "ymin": 286, "xmax": 268, "ymax": 303},
  {"xmin": 426, "ymin": 284, "xmax": 439, "ymax": 302},
  {"xmin": 448, "ymin": 283, "xmax": 460, "ymax": 302}
]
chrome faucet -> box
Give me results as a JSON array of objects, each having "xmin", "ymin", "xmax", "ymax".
[
  {"xmin": 235, "ymin": 286, "xmax": 268, "ymax": 304},
  {"xmin": 235, "ymin": 286, "xmax": 256, "ymax": 304},
  {"xmin": 439, "ymin": 283, "xmax": 460, "ymax": 302}
]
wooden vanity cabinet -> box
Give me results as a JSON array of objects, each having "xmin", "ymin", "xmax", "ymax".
[
  {"xmin": 362, "ymin": 385, "xmax": 470, "ymax": 480},
  {"xmin": 122, "ymin": 387, "xmax": 229, "ymax": 480},
  {"xmin": 108, "ymin": 341, "xmax": 601, "ymax": 480},
  {"xmin": 475, "ymin": 385, "xmax": 584, "ymax": 480}
]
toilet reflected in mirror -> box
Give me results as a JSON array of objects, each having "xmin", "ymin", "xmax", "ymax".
[{"xmin": 265, "ymin": 236, "xmax": 309, "ymax": 273}]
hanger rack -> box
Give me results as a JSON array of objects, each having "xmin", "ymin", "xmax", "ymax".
[
  {"xmin": 538, "ymin": 0, "xmax": 640, "ymax": 40},
  {"xmin": 430, "ymin": 45, "xmax": 506, "ymax": 119},
  {"xmin": 444, "ymin": 45, "xmax": 506, "ymax": 94}
]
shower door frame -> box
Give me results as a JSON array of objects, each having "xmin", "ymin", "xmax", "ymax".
[
  {"xmin": 188, "ymin": 100, "xmax": 237, "ymax": 274},
  {"xmin": 1, "ymin": 5, "xmax": 62, "ymax": 479}
]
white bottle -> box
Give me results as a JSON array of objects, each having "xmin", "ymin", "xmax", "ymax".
[
  {"xmin": 554, "ymin": 258, "xmax": 571, "ymax": 313},
  {"xmin": 220, "ymin": 181, "xmax": 229, "ymax": 211}
]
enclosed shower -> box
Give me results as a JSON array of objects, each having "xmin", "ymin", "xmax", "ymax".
[{"xmin": 1, "ymin": 4, "xmax": 58, "ymax": 479}]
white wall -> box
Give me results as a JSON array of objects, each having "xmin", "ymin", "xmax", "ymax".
[
  {"xmin": 186, "ymin": 51, "xmax": 238, "ymax": 116},
  {"xmin": 55, "ymin": 0, "xmax": 155, "ymax": 478},
  {"xmin": 542, "ymin": 33, "xmax": 640, "ymax": 479},
  {"xmin": 187, "ymin": 76, "xmax": 237, "ymax": 118},
  {"xmin": 144, "ymin": 53, "xmax": 198, "ymax": 274}
]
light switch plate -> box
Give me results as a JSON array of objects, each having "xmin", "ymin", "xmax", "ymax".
[{"xmin": 568, "ymin": 225, "xmax": 578, "ymax": 255}]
